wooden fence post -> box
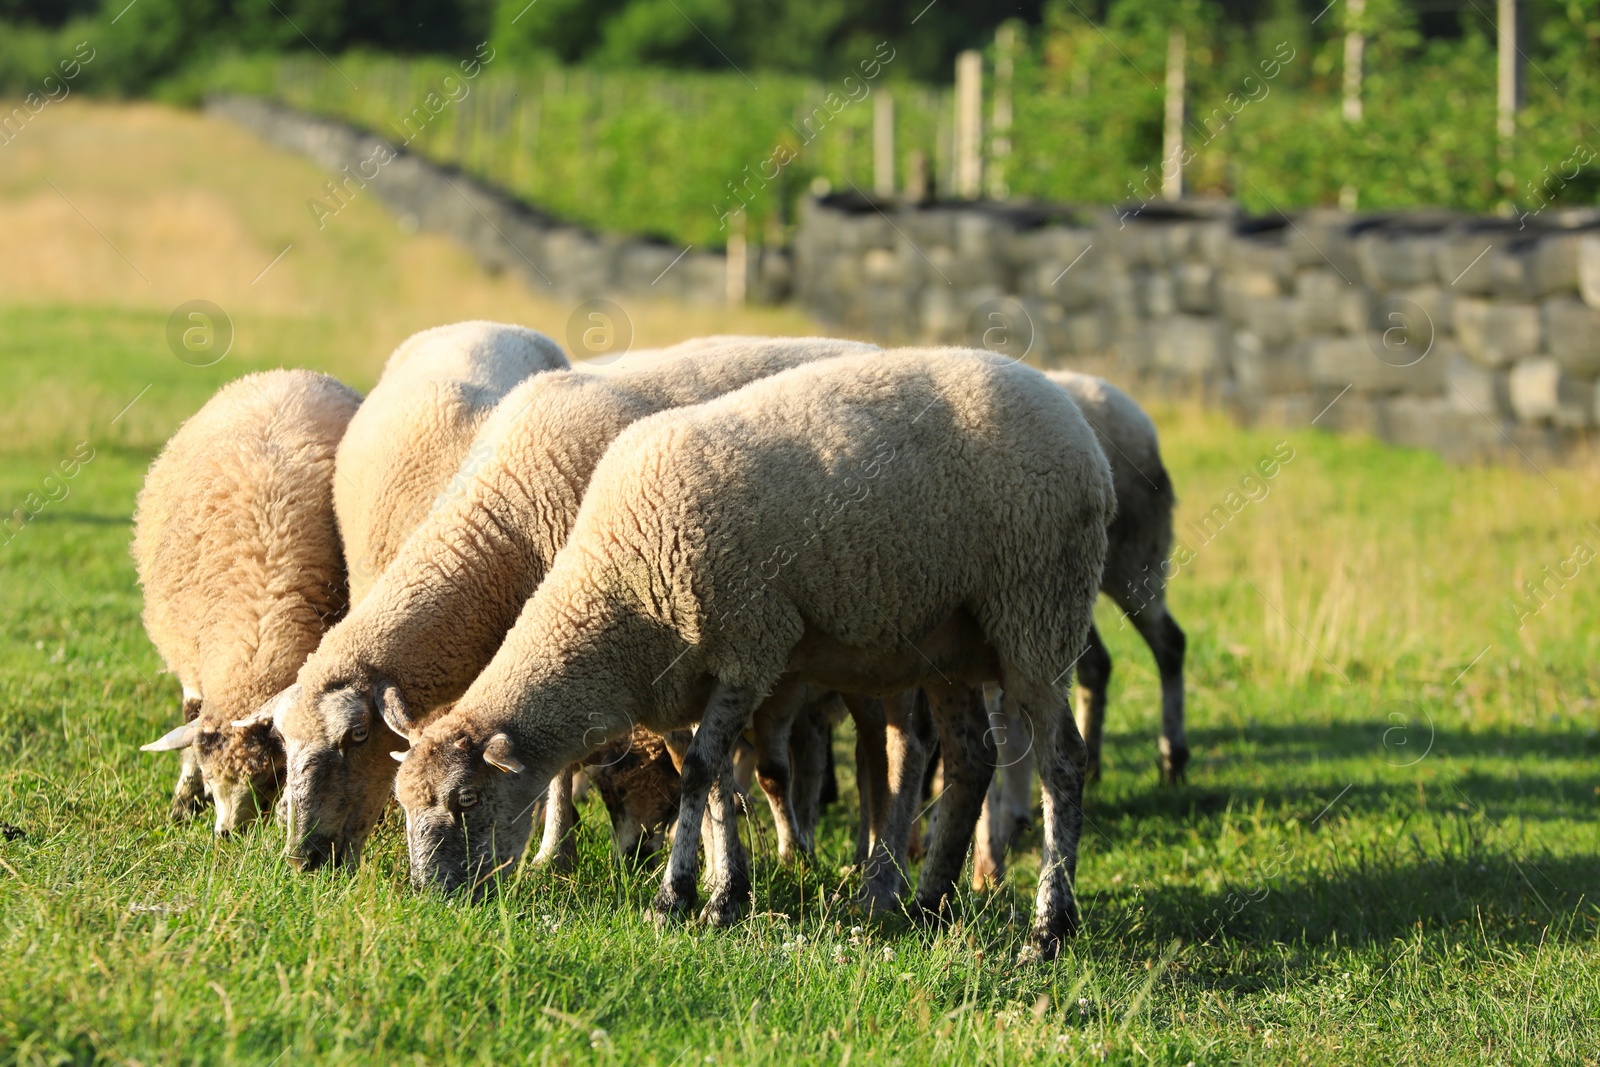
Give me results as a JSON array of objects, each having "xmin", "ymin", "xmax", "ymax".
[
  {"xmin": 726, "ymin": 215, "xmax": 747, "ymax": 306},
  {"xmin": 988, "ymin": 22, "xmax": 1015, "ymax": 201},
  {"xmin": 1497, "ymin": 0, "xmax": 1520, "ymax": 142},
  {"xmin": 954, "ymin": 50, "xmax": 983, "ymax": 199},
  {"xmin": 874, "ymin": 89, "xmax": 896, "ymax": 197},
  {"xmin": 1162, "ymin": 29, "xmax": 1185, "ymax": 202},
  {"xmin": 1343, "ymin": 0, "xmax": 1365, "ymax": 122}
]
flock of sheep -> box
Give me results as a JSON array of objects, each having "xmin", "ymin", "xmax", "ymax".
[{"xmin": 133, "ymin": 323, "xmax": 1188, "ymax": 962}]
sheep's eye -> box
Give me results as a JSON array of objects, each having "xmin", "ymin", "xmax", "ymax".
[
  {"xmin": 349, "ymin": 722, "xmax": 369, "ymax": 745},
  {"xmin": 456, "ymin": 789, "xmax": 479, "ymax": 811}
]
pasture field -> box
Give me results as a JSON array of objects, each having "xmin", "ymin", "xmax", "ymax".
[{"xmin": 2, "ymin": 102, "xmax": 1599, "ymax": 1066}]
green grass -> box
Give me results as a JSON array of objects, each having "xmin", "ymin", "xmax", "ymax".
[{"xmin": 3, "ymin": 109, "xmax": 1600, "ymax": 1066}]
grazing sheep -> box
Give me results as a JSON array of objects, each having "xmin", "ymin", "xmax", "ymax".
[
  {"xmin": 393, "ymin": 348, "xmax": 1114, "ymax": 959},
  {"xmin": 268, "ymin": 336, "xmax": 875, "ymax": 873},
  {"xmin": 334, "ymin": 321, "xmax": 569, "ymax": 604},
  {"xmin": 972, "ymin": 369, "xmax": 1187, "ymax": 888},
  {"xmin": 135, "ymin": 370, "xmax": 361, "ymax": 835}
]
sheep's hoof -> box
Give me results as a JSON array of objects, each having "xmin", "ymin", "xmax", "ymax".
[
  {"xmin": 699, "ymin": 884, "xmax": 750, "ymax": 927},
  {"xmin": 909, "ymin": 892, "xmax": 953, "ymax": 928},
  {"xmin": 648, "ymin": 883, "xmax": 697, "ymax": 926},
  {"xmin": 531, "ymin": 840, "xmax": 578, "ymax": 875},
  {"xmin": 855, "ymin": 871, "xmax": 905, "ymax": 916},
  {"xmin": 1160, "ymin": 745, "xmax": 1190, "ymax": 786},
  {"xmin": 1026, "ymin": 906, "xmax": 1078, "ymax": 962}
]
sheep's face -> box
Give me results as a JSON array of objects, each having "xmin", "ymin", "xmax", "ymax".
[
  {"xmin": 273, "ymin": 678, "xmax": 409, "ymax": 872},
  {"xmin": 585, "ymin": 730, "xmax": 680, "ymax": 867},
  {"xmin": 395, "ymin": 730, "xmax": 541, "ymax": 898},
  {"xmin": 193, "ymin": 721, "xmax": 286, "ymax": 837}
]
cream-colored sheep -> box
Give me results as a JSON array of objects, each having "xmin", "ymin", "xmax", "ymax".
[
  {"xmin": 972, "ymin": 370, "xmax": 1187, "ymax": 888},
  {"xmin": 136, "ymin": 370, "xmax": 361, "ymax": 835},
  {"xmin": 394, "ymin": 348, "xmax": 1114, "ymax": 959},
  {"xmin": 268, "ymin": 336, "xmax": 875, "ymax": 872},
  {"xmin": 334, "ymin": 321, "xmax": 568, "ymax": 604}
]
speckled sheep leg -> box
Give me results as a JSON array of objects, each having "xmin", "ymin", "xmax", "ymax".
[
  {"xmin": 750, "ymin": 681, "xmax": 807, "ymax": 863},
  {"xmin": 1014, "ymin": 675, "xmax": 1086, "ymax": 962},
  {"xmin": 170, "ymin": 747, "xmax": 209, "ymax": 822},
  {"xmin": 857, "ymin": 689, "xmax": 931, "ymax": 911},
  {"xmin": 651, "ymin": 682, "xmax": 757, "ymax": 924},
  {"xmin": 1072, "ymin": 626, "xmax": 1113, "ymax": 783},
  {"xmin": 912, "ymin": 684, "xmax": 994, "ymax": 925},
  {"xmin": 699, "ymin": 765, "xmax": 751, "ymax": 926},
  {"xmin": 531, "ymin": 763, "xmax": 578, "ymax": 872},
  {"xmin": 973, "ymin": 687, "xmax": 1036, "ymax": 890}
]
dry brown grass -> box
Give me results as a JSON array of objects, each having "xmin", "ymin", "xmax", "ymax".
[{"xmin": 0, "ymin": 99, "xmax": 827, "ymax": 388}]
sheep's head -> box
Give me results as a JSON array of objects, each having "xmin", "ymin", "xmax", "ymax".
[
  {"xmin": 584, "ymin": 726, "xmax": 680, "ymax": 867},
  {"xmin": 270, "ymin": 665, "xmax": 411, "ymax": 873},
  {"xmin": 395, "ymin": 728, "xmax": 542, "ymax": 898},
  {"xmin": 142, "ymin": 705, "xmax": 285, "ymax": 836}
]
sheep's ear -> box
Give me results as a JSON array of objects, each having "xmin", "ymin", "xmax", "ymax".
[
  {"xmin": 142, "ymin": 722, "xmax": 199, "ymax": 752},
  {"xmin": 483, "ymin": 733, "xmax": 524, "ymax": 775},
  {"xmin": 375, "ymin": 677, "xmax": 413, "ymax": 741},
  {"xmin": 390, "ymin": 749, "xmax": 409, "ymax": 764},
  {"xmin": 231, "ymin": 686, "xmax": 293, "ymax": 732},
  {"xmin": 255, "ymin": 683, "xmax": 301, "ymax": 735}
]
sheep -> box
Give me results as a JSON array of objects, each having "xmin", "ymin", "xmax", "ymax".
[
  {"xmin": 135, "ymin": 369, "xmax": 361, "ymax": 835},
  {"xmin": 972, "ymin": 369, "xmax": 1187, "ymax": 888},
  {"xmin": 334, "ymin": 321, "xmax": 569, "ymax": 604},
  {"xmin": 392, "ymin": 348, "xmax": 1115, "ymax": 959},
  {"xmin": 266, "ymin": 335, "xmax": 876, "ymax": 873}
]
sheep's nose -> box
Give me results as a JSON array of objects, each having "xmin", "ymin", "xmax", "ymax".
[{"xmin": 286, "ymin": 837, "xmax": 332, "ymax": 871}]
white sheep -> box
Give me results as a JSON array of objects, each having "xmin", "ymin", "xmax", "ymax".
[
  {"xmin": 393, "ymin": 348, "xmax": 1115, "ymax": 959},
  {"xmin": 267, "ymin": 336, "xmax": 875, "ymax": 872},
  {"xmin": 333, "ymin": 320, "xmax": 569, "ymax": 604},
  {"xmin": 136, "ymin": 369, "xmax": 361, "ymax": 835},
  {"xmin": 972, "ymin": 369, "xmax": 1187, "ymax": 888}
]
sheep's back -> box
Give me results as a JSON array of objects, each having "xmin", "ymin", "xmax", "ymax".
[
  {"xmin": 133, "ymin": 369, "xmax": 360, "ymax": 720},
  {"xmin": 568, "ymin": 348, "xmax": 1114, "ymax": 680}
]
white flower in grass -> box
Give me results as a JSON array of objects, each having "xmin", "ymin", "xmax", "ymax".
[
  {"xmin": 881, "ymin": 946, "xmax": 896, "ymax": 962},
  {"xmin": 831, "ymin": 944, "xmax": 848, "ymax": 965},
  {"xmin": 589, "ymin": 1028, "xmax": 608, "ymax": 1048}
]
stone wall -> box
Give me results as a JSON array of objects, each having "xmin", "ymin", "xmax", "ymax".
[
  {"xmin": 214, "ymin": 95, "xmax": 1600, "ymax": 464},
  {"xmin": 796, "ymin": 194, "xmax": 1600, "ymax": 463}
]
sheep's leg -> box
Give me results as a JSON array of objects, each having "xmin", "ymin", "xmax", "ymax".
[
  {"xmin": 731, "ymin": 736, "xmax": 757, "ymax": 795},
  {"xmin": 169, "ymin": 747, "xmax": 209, "ymax": 822},
  {"xmin": 1073, "ymin": 626, "xmax": 1113, "ymax": 783},
  {"xmin": 651, "ymin": 682, "xmax": 756, "ymax": 924},
  {"xmin": 974, "ymin": 685, "xmax": 1041, "ymax": 890},
  {"xmin": 912, "ymin": 684, "xmax": 995, "ymax": 925},
  {"xmin": 994, "ymin": 685, "xmax": 1036, "ymax": 830},
  {"xmin": 750, "ymin": 681, "xmax": 808, "ymax": 863},
  {"xmin": 841, "ymin": 692, "xmax": 887, "ymax": 868},
  {"xmin": 1130, "ymin": 608, "xmax": 1188, "ymax": 784},
  {"xmin": 859, "ymin": 689, "xmax": 933, "ymax": 911},
  {"xmin": 786, "ymin": 696, "xmax": 834, "ymax": 858},
  {"xmin": 699, "ymin": 763, "xmax": 751, "ymax": 926},
  {"xmin": 531, "ymin": 764, "xmax": 578, "ymax": 873},
  {"xmin": 1009, "ymin": 671, "xmax": 1086, "ymax": 962}
]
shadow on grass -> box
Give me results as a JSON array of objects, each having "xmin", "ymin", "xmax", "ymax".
[
  {"xmin": 1111, "ymin": 849, "xmax": 1600, "ymax": 960},
  {"xmin": 1089, "ymin": 721, "xmax": 1600, "ymax": 832}
]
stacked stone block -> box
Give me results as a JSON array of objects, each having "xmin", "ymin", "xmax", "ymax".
[{"xmin": 795, "ymin": 194, "xmax": 1600, "ymax": 463}]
